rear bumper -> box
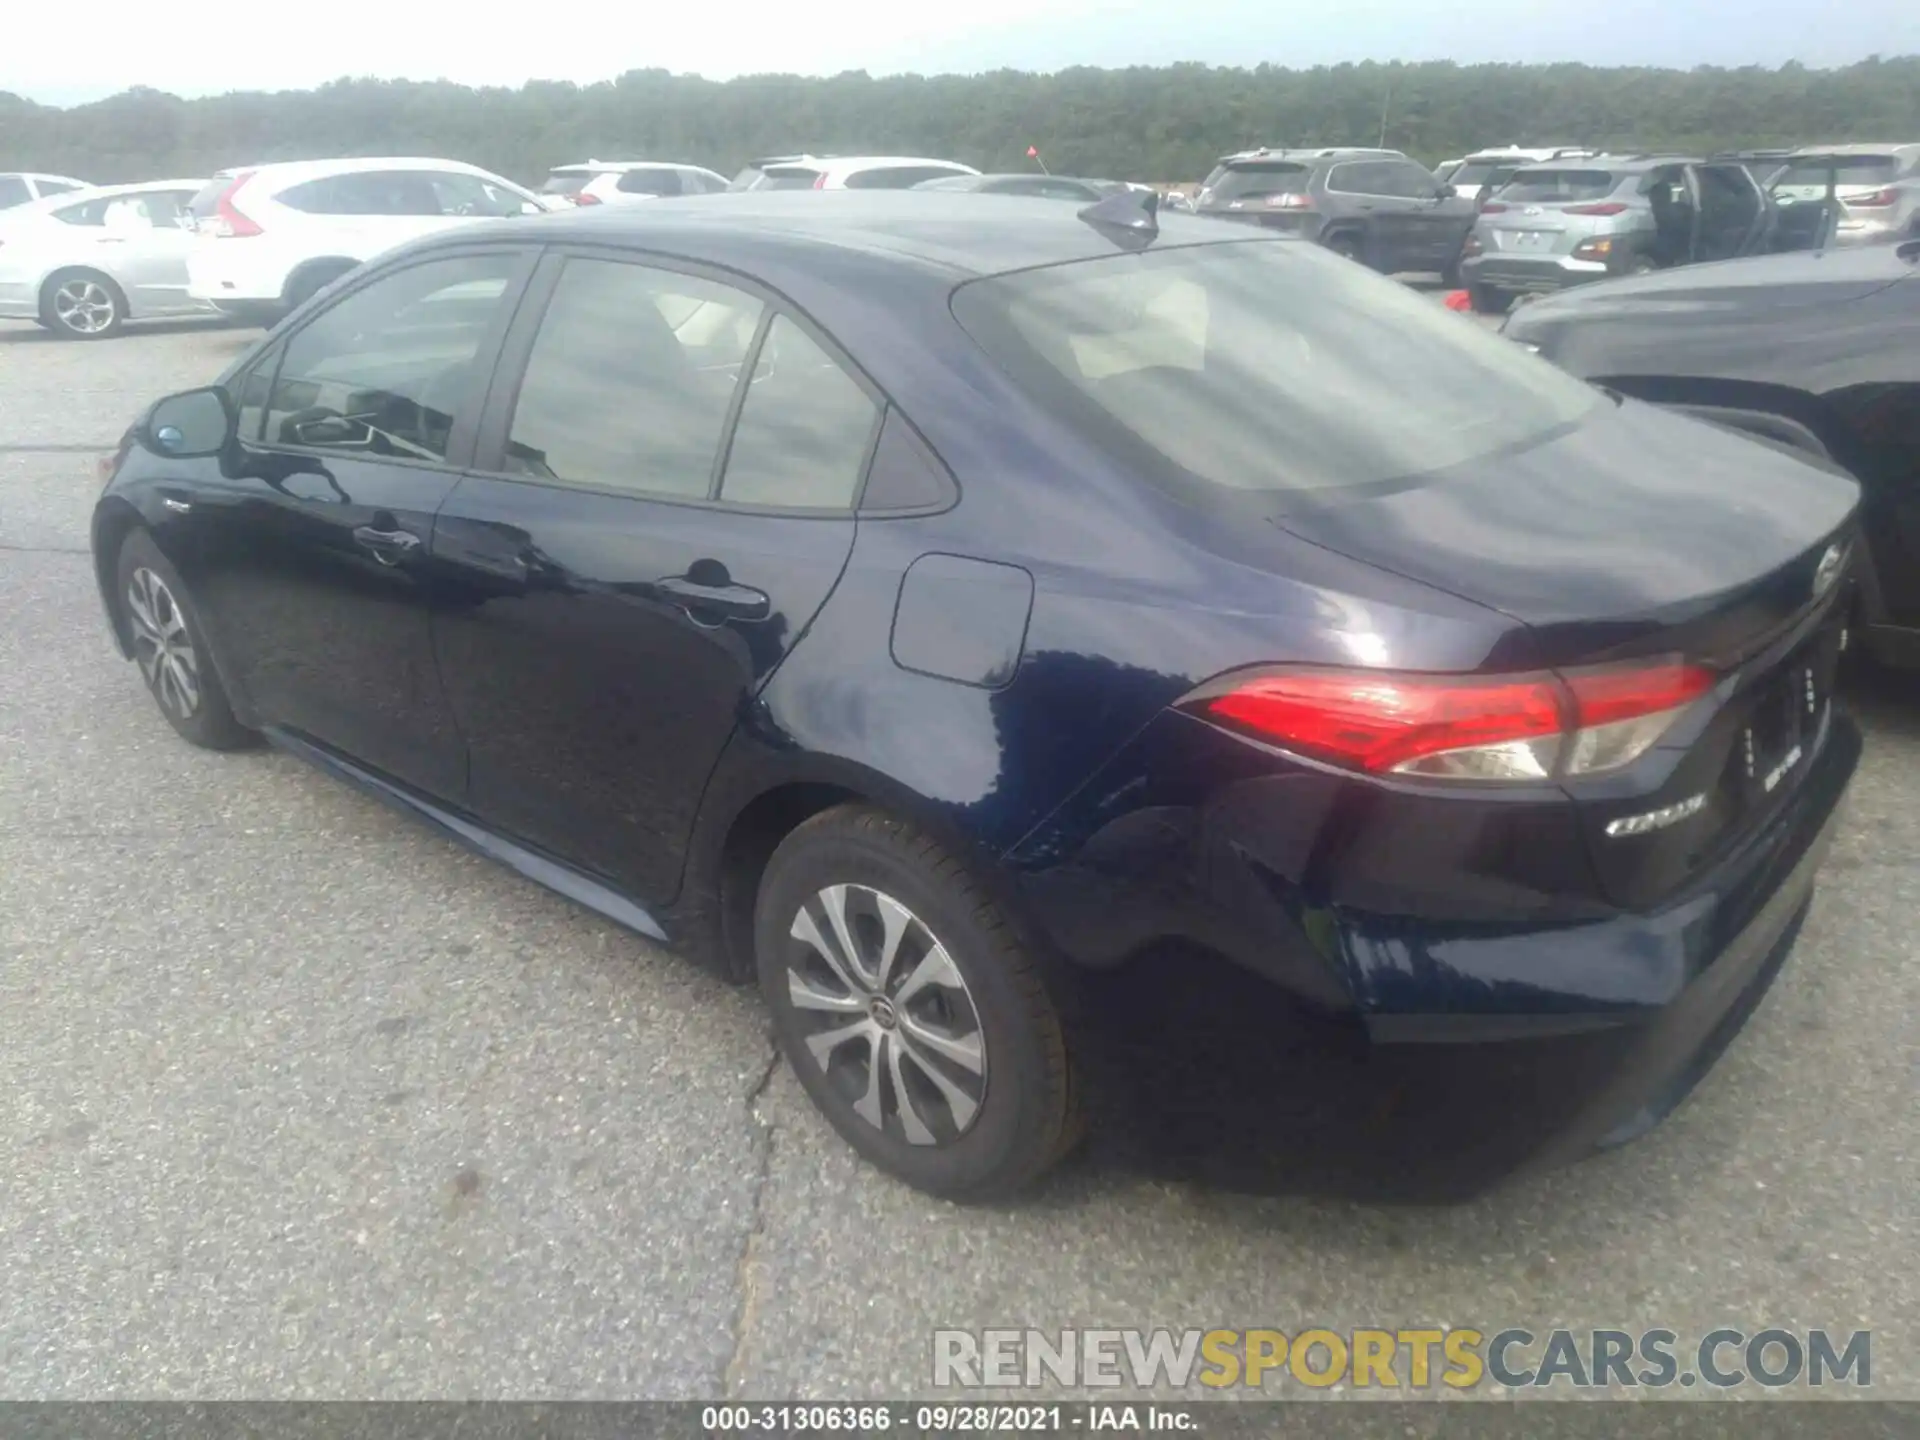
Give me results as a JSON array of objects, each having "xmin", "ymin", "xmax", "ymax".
[
  {"xmin": 1460, "ymin": 252, "xmax": 1612, "ymax": 293},
  {"xmin": 186, "ymin": 242, "xmax": 295, "ymax": 304},
  {"xmin": 1007, "ymin": 700, "xmax": 1860, "ymax": 1189}
]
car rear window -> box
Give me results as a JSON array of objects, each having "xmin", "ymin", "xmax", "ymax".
[
  {"xmin": 743, "ymin": 166, "xmax": 822, "ymax": 191},
  {"xmin": 1774, "ymin": 155, "xmax": 1900, "ymax": 188},
  {"xmin": 952, "ymin": 241, "xmax": 1600, "ymax": 503},
  {"xmin": 540, "ymin": 170, "xmax": 595, "ymax": 195},
  {"xmin": 1201, "ymin": 162, "xmax": 1311, "ymax": 204},
  {"xmin": 1496, "ymin": 169, "xmax": 1620, "ymax": 203}
]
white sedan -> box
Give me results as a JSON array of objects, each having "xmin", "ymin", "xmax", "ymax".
[{"xmin": 0, "ymin": 179, "xmax": 212, "ymax": 339}]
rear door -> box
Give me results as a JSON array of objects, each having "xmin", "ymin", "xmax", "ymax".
[
  {"xmin": 99, "ymin": 188, "xmax": 201, "ymax": 313},
  {"xmin": 177, "ymin": 247, "xmax": 536, "ymax": 800},
  {"xmin": 431, "ymin": 248, "xmax": 874, "ymax": 904},
  {"xmin": 1687, "ymin": 163, "xmax": 1769, "ymax": 261}
]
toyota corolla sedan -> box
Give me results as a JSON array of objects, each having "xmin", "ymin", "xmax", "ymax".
[{"xmin": 90, "ymin": 191, "xmax": 1861, "ymax": 1200}]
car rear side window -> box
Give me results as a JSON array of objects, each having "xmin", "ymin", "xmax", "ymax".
[
  {"xmin": 718, "ymin": 316, "xmax": 879, "ymax": 509},
  {"xmin": 279, "ymin": 171, "xmax": 442, "ymax": 216},
  {"xmin": 263, "ymin": 253, "xmax": 520, "ymax": 461},
  {"xmin": 541, "ymin": 171, "xmax": 594, "ymax": 195},
  {"xmin": 845, "ymin": 166, "xmax": 969, "ymax": 189},
  {"xmin": 1497, "ymin": 169, "xmax": 1619, "ymax": 203},
  {"xmin": 503, "ymin": 259, "xmax": 762, "ymax": 498},
  {"xmin": 753, "ymin": 166, "xmax": 823, "ymax": 191},
  {"xmin": 953, "ymin": 241, "xmax": 1600, "ymax": 503},
  {"xmin": 1203, "ymin": 163, "xmax": 1311, "ymax": 204},
  {"xmin": 0, "ymin": 177, "xmax": 30, "ymax": 207},
  {"xmin": 1775, "ymin": 155, "xmax": 1899, "ymax": 188}
]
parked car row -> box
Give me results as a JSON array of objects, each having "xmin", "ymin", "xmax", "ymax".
[{"xmin": 91, "ymin": 186, "xmax": 1897, "ymax": 1200}]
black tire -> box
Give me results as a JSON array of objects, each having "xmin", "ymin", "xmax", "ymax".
[
  {"xmin": 282, "ymin": 262, "xmax": 357, "ymax": 315},
  {"xmin": 114, "ymin": 529, "xmax": 256, "ymax": 750},
  {"xmin": 39, "ymin": 269, "xmax": 126, "ymax": 340},
  {"xmin": 1468, "ymin": 283, "xmax": 1512, "ymax": 315},
  {"xmin": 1324, "ymin": 231, "xmax": 1364, "ymax": 262},
  {"xmin": 755, "ymin": 804, "xmax": 1080, "ymax": 1201},
  {"xmin": 1626, "ymin": 255, "xmax": 1657, "ymax": 277}
]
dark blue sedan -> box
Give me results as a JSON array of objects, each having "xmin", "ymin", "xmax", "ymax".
[{"xmin": 91, "ymin": 191, "xmax": 1861, "ymax": 1199}]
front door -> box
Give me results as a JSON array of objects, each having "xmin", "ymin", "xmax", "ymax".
[
  {"xmin": 431, "ymin": 250, "xmax": 875, "ymax": 905},
  {"xmin": 1687, "ymin": 164, "xmax": 1770, "ymax": 262},
  {"xmin": 175, "ymin": 246, "xmax": 536, "ymax": 801}
]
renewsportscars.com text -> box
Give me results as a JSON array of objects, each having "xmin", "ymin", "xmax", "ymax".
[{"xmin": 932, "ymin": 1327, "xmax": 1872, "ymax": 1391}]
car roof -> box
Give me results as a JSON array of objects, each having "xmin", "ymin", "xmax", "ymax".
[
  {"xmin": 1783, "ymin": 142, "xmax": 1920, "ymax": 158},
  {"xmin": 1217, "ymin": 147, "xmax": 1406, "ymax": 165},
  {"xmin": 4, "ymin": 171, "xmax": 89, "ymax": 182},
  {"xmin": 552, "ymin": 160, "xmax": 722, "ymax": 174},
  {"xmin": 210, "ymin": 157, "xmax": 505, "ymax": 182},
  {"xmin": 0, "ymin": 179, "xmax": 209, "ymax": 218},
  {"xmin": 1510, "ymin": 154, "xmax": 1694, "ymax": 174},
  {"xmin": 774, "ymin": 156, "xmax": 979, "ymax": 174},
  {"xmin": 419, "ymin": 189, "xmax": 1261, "ymax": 281},
  {"xmin": 946, "ymin": 173, "xmax": 1117, "ymax": 186}
]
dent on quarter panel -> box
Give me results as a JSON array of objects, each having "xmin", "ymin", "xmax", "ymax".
[{"xmin": 889, "ymin": 553, "xmax": 1035, "ymax": 687}]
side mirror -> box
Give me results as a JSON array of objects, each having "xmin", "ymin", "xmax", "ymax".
[{"xmin": 144, "ymin": 387, "xmax": 234, "ymax": 458}]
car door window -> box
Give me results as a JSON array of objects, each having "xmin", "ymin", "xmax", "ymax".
[
  {"xmin": 423, "ymin": 170, "xmax": 529, "ymax": 217},
  {"xmin": 615, "ymin": 168, "xmax": 684, "ymax": 197},
  {"xmin": 846, "ymin": 166, "xmax": 965, "ymax": 189},
  {"xmin": 1376, "ymin": 161, "xmax": 1443, "ymax": 198},
  {"xmin": 262, "ymin": 253, "xmax": 521, "ymax": 461},
  {"xmin": 718, "ymin": 316, "xmax": 879, "ymax": 509},
  {"xmin": 0, "ymin": 176, "xmax": 29, "ymax": 207},
  {"xmin": 502, "ymin": 258, "xmax": 762, "ymax": 498},
  {"xmin": 1325, "ymin": 162, "xmax": 1380, "ymax": 195}
]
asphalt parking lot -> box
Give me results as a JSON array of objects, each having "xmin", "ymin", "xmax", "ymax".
[{"xmin": 2, "ymin": 315, "xmax": 1916, "ymax": 1402}]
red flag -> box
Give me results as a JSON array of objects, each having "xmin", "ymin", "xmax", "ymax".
[{"xmin": 1027, "ymin": 146, "xmax": 1039, "ymax": 158}]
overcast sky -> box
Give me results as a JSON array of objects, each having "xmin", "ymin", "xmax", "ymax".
[{"xmin": 6, "ymin": 0, "xmax": 1915, "ymax": 106}]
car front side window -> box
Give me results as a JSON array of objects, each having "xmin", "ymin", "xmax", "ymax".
[{"xmin": 262, "ymin": 253, "xmax": 522, "ymax": 462}]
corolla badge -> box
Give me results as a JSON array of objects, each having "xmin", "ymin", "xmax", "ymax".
[{"xmin": 1812, "ymin": 543, "xmax": 1845, "ymax": 600}]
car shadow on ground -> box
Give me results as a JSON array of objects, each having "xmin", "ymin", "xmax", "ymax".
[{"xmin": 0, "ymin": 317, "xmax": 248, "ymax": 345}]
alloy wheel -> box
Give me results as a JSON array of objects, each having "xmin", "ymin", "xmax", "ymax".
[
  {"xmin": 52, "ymin": 278, "xmax": 118, "ymax": 335},
  {"xmin": 785, "ymin": 883, "xmax": 988, "ymax": 1146},
  {"xmin": 125, "ymin": 568, "xmax": 200, "ymax": 719}
]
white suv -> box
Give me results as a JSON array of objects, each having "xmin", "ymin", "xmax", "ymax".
[
  {"xmin": 728, "ymin": 155, "xmax": 980, "ymax": 191},
  {"xmin": 185, "ymin": 157, "xmax": 549, "ymax": 325},
  {"xmin": 539, "ymin": 160, "xmax": 730, "ymax": 206},
  {"xmin": 0, "ymin": 173, "xmax": 90, "ymax": 210}
]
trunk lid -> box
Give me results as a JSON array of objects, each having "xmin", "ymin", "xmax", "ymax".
[{"xmin": 1275, "ymin": 398, "xmax": 1860, "ymax": 908}]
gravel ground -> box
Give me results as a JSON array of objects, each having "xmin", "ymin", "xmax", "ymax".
[{"xmin": 1, "ymin": 315, "xmax": 1913, "ymax": 1402}]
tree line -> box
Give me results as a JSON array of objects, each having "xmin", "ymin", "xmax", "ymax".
[{"xmin": 3, "ymin": 57, "xmax": 1917, "ymax": 188}]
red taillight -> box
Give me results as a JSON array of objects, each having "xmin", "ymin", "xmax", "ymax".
[
  {"xmin": 205, "ymin": 171, "xmax": 262, "ymax": 237},
  {"xmin": 1564, "ymin": 201, "xmax": 1630, "ymax": 216},
  {"xmin": 1479, "ymin": 201, "xmax": 1508, "ymax": 213},
  {"xmin": 571, "ymin": 191, "xmax": 602, "ymax": 206},
  {"xmin": 1265, "ymin": 193, "xmax": 1312, "ymax": 209},
  {"xmin": 1182, "ymin": 660, "xmax": 1714, "ymax": 783},
  {"xmin": 1846, "ymin": 187, "xmax": 1898, "ymax": 207},
  {"xmin": 812, "ymin": 172, "xmax": 828, "ymax": 190}
]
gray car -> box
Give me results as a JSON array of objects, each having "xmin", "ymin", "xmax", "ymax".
[
  {"xmin": 1765, "ymin": 143, "xmax": 1920, "ymax": 249},
  {"xmin": 1194, "ymin": 146, "xmax": 1476, "ymax": 276},
  {"xmin": 1459, "ymin": 153, "xmax": 1781, "ymax": 313}
]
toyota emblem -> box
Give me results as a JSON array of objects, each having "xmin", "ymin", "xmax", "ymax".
[{"xmin": 1812, "ymin": 543, "xmax": 1844, "ymax": 600}]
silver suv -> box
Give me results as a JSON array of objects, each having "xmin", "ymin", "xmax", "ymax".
[
  {"xmin": 1459, "ymin": 154, "xmax": 1778, "ymax": 313},
  {"xmin": 1765, "ymin": 144, "xmax": 1920, "ymax": 249}
]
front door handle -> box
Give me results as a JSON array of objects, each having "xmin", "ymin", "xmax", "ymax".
[
  {"xmin": 352, "ymin": 524, "xmax": 422, "ymax": 566},
  {"xmin": 654, "ymin": 574, "xmax": 771, "ymax": 622}
]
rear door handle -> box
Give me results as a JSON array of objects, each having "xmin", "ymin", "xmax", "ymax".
[
  {"xmin": 654, "ymin": 575, "xmax": 771, "ymax": 622},
  {"xmin": 352, "ymin": 524, "xmax": 422, "ymax": 565}
]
